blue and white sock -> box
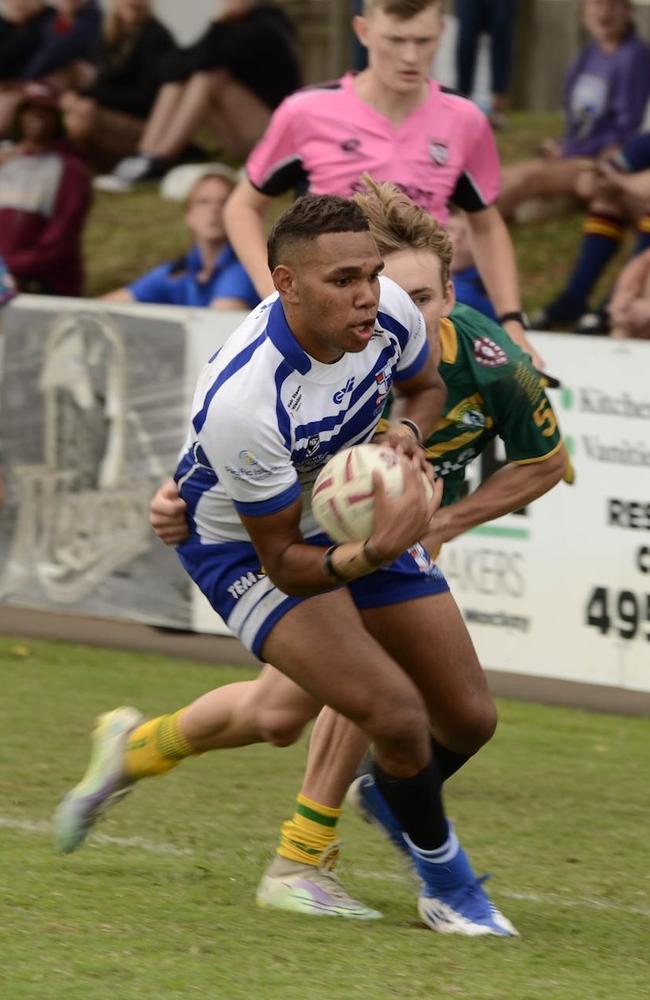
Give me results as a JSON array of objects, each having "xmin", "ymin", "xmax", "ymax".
[{"xmin": 405, "ymin": 823, "xmax": 475, "ymax": 890}]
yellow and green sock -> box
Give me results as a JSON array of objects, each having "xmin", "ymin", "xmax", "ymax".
[
  {"xmin": 277, "ymin": 793, "xmax": 341, "ymax": 866},
  {"xmin": 124, "ymin": 709, "xmax": 198, "ymax": 780}
]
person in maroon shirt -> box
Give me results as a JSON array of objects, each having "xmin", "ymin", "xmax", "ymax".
[{"xmin": 0, "ymin": 82, "xmax": 92, "ymax": 296}]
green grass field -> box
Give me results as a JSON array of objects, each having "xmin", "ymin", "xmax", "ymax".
[{"xmin": 1, "ymin": 635, "xmax": 649, "ymax": 999}]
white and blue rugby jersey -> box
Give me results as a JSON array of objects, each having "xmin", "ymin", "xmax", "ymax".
[{"xmin": 175, "ymin": 275, "xmax": 429, "ymax": 544}]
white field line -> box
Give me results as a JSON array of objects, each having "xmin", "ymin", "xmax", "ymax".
[
  {"xmin": 355, "ymin": 869, "xmax": 650, "ymax": 919},
  {"xmin": 2, "ymin": 814, "xmax": 649, "ymax": 919},
  {"xmin": 0, "ymin": 815, "xmax": 191, "ymax": 856}
]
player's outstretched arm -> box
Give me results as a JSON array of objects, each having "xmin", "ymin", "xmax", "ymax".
[
  {"xmin": 223, "ymin": 178, "xmax": 276, "ymax": 299},
  {"xmin": 422, "ymin": 444, "xmax": 567, "ymax": 553}
]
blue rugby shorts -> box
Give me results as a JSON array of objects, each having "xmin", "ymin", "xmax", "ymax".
[{"xmin": 177, "ymin": 532, "xmax": 449, "ymax": 659}]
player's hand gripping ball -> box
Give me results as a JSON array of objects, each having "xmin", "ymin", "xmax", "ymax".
[{"xmin": 311, "ymin": 443, "xmax": 433, "ymax": 543}]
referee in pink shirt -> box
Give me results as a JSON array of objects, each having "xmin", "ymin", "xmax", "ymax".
[{"xmin": 225, "ymin": 0, "xmax": 541, "ymax": 367}]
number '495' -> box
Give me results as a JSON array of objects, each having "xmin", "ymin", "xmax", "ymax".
[{"xmin": 585, "ymin": 586, "xmax": 650, "ymax": 641}]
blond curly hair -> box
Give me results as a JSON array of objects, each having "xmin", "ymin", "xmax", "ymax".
[{"xmin": 353, "ymin": 174, "xmax": 453, "ymax": 285}]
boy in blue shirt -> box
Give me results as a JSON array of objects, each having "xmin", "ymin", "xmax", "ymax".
[{"xmin": 103, "ymin": 166, "xmax": 259, "ymax": 310}]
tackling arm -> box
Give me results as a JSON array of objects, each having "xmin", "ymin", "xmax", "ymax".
[{"xmin": 423, "ymin": 444, "xmax": 567, "ymax": 552}]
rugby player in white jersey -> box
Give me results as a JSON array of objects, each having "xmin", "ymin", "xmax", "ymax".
[{"xmin": 55, "ymin": 193, "xmax": 519, "ymax": 937}]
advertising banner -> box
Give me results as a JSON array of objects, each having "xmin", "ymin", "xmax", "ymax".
[
  {"xmin": 2, "ymin": 305, "xmax": 649, "ymax": 694},
  {"xmin": 0, "ymin": 297, "xmax": 240, "ymax": 632},
  {"xmin": 438, "ymin": 333, "xmax": 650, "ymax": 694}
]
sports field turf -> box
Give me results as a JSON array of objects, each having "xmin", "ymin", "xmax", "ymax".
[{"xmin": 1, "ymin": 635, "xmax": 648, "ymax": 999}]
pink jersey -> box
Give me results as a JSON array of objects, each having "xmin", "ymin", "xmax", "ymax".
[{"xmin": 246, "ymin": 73, "xmax": 500, "ymax": 225}]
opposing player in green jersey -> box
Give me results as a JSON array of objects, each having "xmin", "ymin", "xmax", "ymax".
[
  {"xmin": 56, "ymin": 180, "xmax": 569, "ymax": 934},
  {"xmin": 380, "ymin": 304, "xmax": 569, "ymax": 553}
]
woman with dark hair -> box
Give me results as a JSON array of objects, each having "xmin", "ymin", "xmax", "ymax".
[
  {"xmin": 98, "ymin": 0, "xmax": 302, "ymax": 191},
  {"xmin": 60, "ymin": 0, "xmax": 176, "ymax": 170}
]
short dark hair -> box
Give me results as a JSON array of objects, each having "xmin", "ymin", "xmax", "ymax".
[{"xmin": 267, "ymin": 194, "xmax": 370, "ymax": 271}]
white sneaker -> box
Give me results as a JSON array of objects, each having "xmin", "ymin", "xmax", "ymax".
[
  {"xmin": 53, "ymin": 706, "xmax": 142, "ymax": 853},
  {"xmin": 93, "ymin": 174, "xmax": 134, "ymax": 194},
  {"xmin": 256, "ymin": 849, "xmax": 382, "ymax": 920},
  {"xmin": 418, "ymin": 874, "xmax": 518, "ymax": 937}
]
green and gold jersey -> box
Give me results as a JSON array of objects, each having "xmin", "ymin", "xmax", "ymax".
[{"xmin": 425, "ymin": 304, "xmax": 563, "ymax": 507}]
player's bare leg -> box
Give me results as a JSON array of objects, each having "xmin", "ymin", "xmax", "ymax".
[
  {"xmin": 53, "ymin": 664, "xmax": 319, "ymax": 854},
  {"xmin": 266, "ymin": 590, "xmax": 515, "ymax": 935},
  {"xmin": 353, "ymin": 593, "xmax": 515, "ymax": 935},
  {"xmin": 253, "ymin": 587, "xmax": 432, "ymax": 920},
  {"xmin": 205, "ymin": 70, "xmax": 272, "ymax": 160},
  {"xmin": 179, "ymin": 664, "xmax": 318, "ymax": 750}
]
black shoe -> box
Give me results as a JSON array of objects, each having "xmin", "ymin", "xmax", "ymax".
[
  {"xmin": 575, "ymin": 310, "xmax": 611, "ymax": 335},
  {"xmin": 177, "ymin": 142, "xmax": 211, "ymax": 164}
]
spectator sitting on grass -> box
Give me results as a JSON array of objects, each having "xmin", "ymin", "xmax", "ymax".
[
  {"xmin": 446, "ymin": 209, "xmax": 497, "ymax": 321},
  {"xmin": 498, "ymin": 0, "xmax": 650, "ymax": 224},
  {"xmin": 101, "ymin": 165, "xmax": 259, "ymax": 310},
  {"xmin": 533, "ymin": 132, "xmax": 650, "ymax": 331},
  {"xmin": 95, "ymin": 0, "xmax": 302, "ymax": 191},
  {"xmin": 0, "ymin": 81, "xmax": 92, "ymax": 296},
  {"xmin": 60, "ymin": 0, "xmax": 177, "ymax": 173}
]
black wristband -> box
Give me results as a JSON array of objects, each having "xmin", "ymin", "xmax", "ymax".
[
  {"xmin": 324, "ymin": 544, "xmax": 346, "ymax": 582},
  {"xmin": 498, "ymin": 310, "xmax": 531, "ymax": 330},
  {"xmin": 399, "ymin": 418, "xmax": 423, "ymax": 446}
]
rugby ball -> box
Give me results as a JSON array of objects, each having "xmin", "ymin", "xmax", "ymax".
[{"xmin": 311, "ymin": 443, "xmax": 431, "ymax": 543}]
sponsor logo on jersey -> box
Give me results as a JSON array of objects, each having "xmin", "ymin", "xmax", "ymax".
[
  {"xmin": 228, "ymin": 450, "xmax": 282, "ymax": 482},
  {"xmin": 333, "ymin": 377, "xmax": 355, "ymax": 404},
  {"xmin": 428, "ymin": 139, "xmax": 449, "ymax": 166},
  {"xmin": 431, "ymin": 446, "xmax": 478, "ymax": 477},
  {"xmin": 340, "ymin": 137, "xmax": 362, "ymax": 153},
  {"xmin": 473, "ymin": 337, "xmax": 508, "ymax": 368},
  {"xmin": 460, "ymin": 409, "xmax": 486, "ymax": 427},
  {"xmin": 287, "ymin": 384, "xmax": 302, "ymax": 416}
]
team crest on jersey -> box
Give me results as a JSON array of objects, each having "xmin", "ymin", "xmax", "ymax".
[
  {"xmin": 428, "ymin": 139, "xmax": 449, "ymax": 166},
  {"xmin": 473, "ymin": 337, "xmax": 507, "ymax": 368},
  {"xmin": 374, "ymin": 363, "xmax": 393, "ymax": 405},
  {"xmin": 306, "ymin": 435, "xmax": 320, "ymax": 458}
]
